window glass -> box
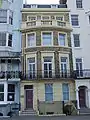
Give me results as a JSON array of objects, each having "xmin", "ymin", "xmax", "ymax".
[
  {"xmin": 45, "ymin": 84, "xmax": 53, "ymax": 102},
  {"xmin": 28, "ymin": 33, "xmax": 36, "ymax": 47},
  {"xmin": 71, "ymin": 15, "xmax": 79, "ymax": 26},
  {"xmin": 0, "ymin": 33, "xmax": 6, "ymax": 46},
  {"xmin": 73, "ymin": 34, "xmax": 80, "ymax": 47},
  {"xmin": 76, "ymin": 0, "xmax": 83, "ymax": 8},
  {"xmin": 0, "ymin": 84, "xmax": 4, "ymax": 101},
  {"xmin": 0, "ymin": 10, "xmax": 7, "ymax": 23},
  {"xmin": 42, "ymin": 32, "xmax": 52, "ymax": 46},
  {"xmin": 7, "ymin": 84, "xmax": 15, "ymax": 101},
  {"xmin": 58, "ymin": 33, "xmax": 65, "ymax": 46},
  {"xmin": 62, "ymin": 83, "xmax": 69, "ymax": 101}
]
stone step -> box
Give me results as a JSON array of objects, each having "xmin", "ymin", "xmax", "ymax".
[
  {"xmin": 79, "ymin": 108, "xmax": 90, "ymax": 115},
  {"xmin": 20, "ymin": 109, "xmax": 37, "ymax": 116}
]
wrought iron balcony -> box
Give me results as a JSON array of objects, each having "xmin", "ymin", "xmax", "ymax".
[
  {"xmin": 0, "ymin": 71, "xmax": 21, "ymax": 79},
  {"xmin": 73, "ymin": 70, "xmax": 90, "ymax": 79},
  {"xmin": 21, "ymin": 70, "xmax": 74, "ymax": 80}
]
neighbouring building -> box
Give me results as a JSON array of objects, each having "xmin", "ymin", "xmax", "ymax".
[
  {"xmin": 0, "ymin": 0, "xmax": 23, "ymax": 116},
  {"xmin": 20, "ymin": 3, "xmax": 76, "ymax": 115},
  {"xmin": 65, "ymin": 0, "xmax": 90, "ymax": 111}
]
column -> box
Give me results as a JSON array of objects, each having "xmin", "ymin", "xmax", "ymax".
[
  {"xmin": 76, "ymin": 89, "xmax": 80, "ymax": 109},
  {"xmin": 4, "ymin": 82, "xmax": 8, "ymax": 103}
]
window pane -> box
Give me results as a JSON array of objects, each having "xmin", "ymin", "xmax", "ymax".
[
  {"xmin": 0, "ymin": 84, "xmax": 4, "ymax": 92},
  {"xmin": 61, "ymin": 57, "xmax": 67, "ymax": 62},
  {"xmin": 42, "ymin": 32, "xmax": 52, "ymax": 45},
  {"xmin": 73, "ymin": 34, "xmax": 80, "ymax": 47},
  {"xmin": 28, "ymin": 33, "xmax": 35, "ymax": 46},
  {"xmin": 44, "ymin": 57, "xmax": 52, "ymax": 62},
  {"xmin": 89, "ymin": 16, "xmax": 90, "ymax": 24},
  {"xmin": 8, "ymin": 34, "xmax": 12, "ymax": 47},
  {"xmin": 45, "ymin": 84, "xmax": 53, "ymax": 102},
  {"xmin": 0, "ymin": 33, "xmax": 6, "ymax": 46},
  {"xmin": 71, "ymin": 15, "xmax": 79, "ymax": 26},
  {"xmin": 0, "ymin": 10, "xmax": 7, "ymax": 23},
  {"xmin": 44, "ymin": 64, "xmax": 47, "ymax": 70},
  {"xmin": 58, "ymin": 33, "xmax": 65, "ymax": 46},
  {"xmin": 8, "ymin": 84, "xmax": 15, "ymax": 92},
  {"xmin": 76, "ymin": 0, "xmax": 82, "ymax": 8},
  {"xmin": 45, "ymin": 84, "xmax": 53, "ymax": 93},
  {"xmin": 45, "ymin": 93, "xmax": 53, "ymax": 102},
  {"xmin": 62, "ymin": 83, "xmax": 69, "ymax": 101},
  {"xmin": 28, "ymin": 58, "xmax": 35, "ymax": 63},
  {"xmin": 8, "ymin": 93, "xmax": 14, "ymax": 101},
  {"xmin": 0, "ymin": 93, "xmax": 4, "ymax": 101}
]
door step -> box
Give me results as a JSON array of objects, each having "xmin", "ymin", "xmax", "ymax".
[
  {"xmin": 20, "ymin": 109, "xmax": 37, "ymax": 116},
  {"xmin": 79, "ymin": 108, "xmax": 90, "ymax": 115}
]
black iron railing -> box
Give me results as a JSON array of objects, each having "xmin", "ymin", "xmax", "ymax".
[
  {"xmin": 21, "ymin": 70, "xmax": 75, "ymax": 80},
  {"xmin": 74, "ymin": 70, "xmax": 90, "ymax": 79},
  {"xmin": 0, "ymin": 71, "xmax": 21, "ymax": 79}
]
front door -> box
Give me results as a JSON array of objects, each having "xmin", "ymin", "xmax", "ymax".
[
  {"xmin": 79, "ymin": 88, "xmax": 86, "ymax": 108},
  {"xmin": 26, "ymin": 90, "xmax": 33, "ymax": 109}
]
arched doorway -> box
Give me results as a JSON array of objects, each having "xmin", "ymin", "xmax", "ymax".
[{"xmin": 78, "ymin": 86, "xmax": 87, "ymax": 108}]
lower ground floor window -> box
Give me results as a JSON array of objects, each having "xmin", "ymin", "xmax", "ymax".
[
  {"xmin": 45, "ymin": 83, "xmax": 53, "ymax": 102},
  {"xmin": 7, "ymin": 84, "xmax": 15, "ymax": 101},
  {"xmin": 0, "ymin": 84, "xmax": 4, "ymax": 101},
  {"xmin": 62, "ymin": 83, "xmax": 69, "ymax": 101}
]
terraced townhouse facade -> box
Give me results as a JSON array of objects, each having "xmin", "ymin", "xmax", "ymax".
[
  {"xmin": 20, "ymin": 3, "xmax": 76, "ymax": 115},
  {"xmin": 0, "ymin": 0, "xmax": 23, "ymax": 116}
]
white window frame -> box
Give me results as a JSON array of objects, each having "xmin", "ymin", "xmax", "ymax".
[
  {"xmin": 41, "ymin": 52, "xmax": 55, "ymax": 78},
  {"xmin": 41, "ymin": 31, "xmax": 53, "ymax": 46},
  {"xmin": 75, "ymin": 58, "xmax": 83, "ymax": 77},
  {"xmin": 28, "ymin": 57, "xmax": 36, "ymax": 79},
  {"xmin": 0, "ymin": 9, "xmax": 7, "ymax": 24},
  {"xmin": 76, "ymin": 0, "xmax": 83, "ymax": 8},
  {"xmin": 26, "ymin": 53, "xmax": 37, "ymax": 77},
  {"xmin": 7, "ymin": 84, "xmax": 15, "ymax": 102},
  {"xmin": 73, "ymin": 34, "xmax": 80, "ymax": 47},
  {"xmin": 71, "ymin": 15, "xmax": 79, "ymax": 26},
  {"xmin": 58, "ymin": 32, "xmax": 67, "ymax": 46},
  {"xmin": 43, "ymin": 57, "xmax": 52, "ymax": 78},
  {"xmin": 26, "ymin": 32, "xmax": 36, "ymax": 47},
  {"xmin": 59, "ymin": 54, "xmax": 70, "ymax": 74}
]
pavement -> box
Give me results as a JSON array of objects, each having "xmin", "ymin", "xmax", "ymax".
[{"xmin": 0, "ymin": 115, "xmax": 90, "ymax": 120}]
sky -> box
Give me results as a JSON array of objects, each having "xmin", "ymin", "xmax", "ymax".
[{"xmin": 26, "ymin": 0, "xmax": 59, "ymax": 4}]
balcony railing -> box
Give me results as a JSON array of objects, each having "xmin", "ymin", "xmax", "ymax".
[
  {"xmin": 21, "ymin": 70, "xmax": 74, "ymax": 80},
  {"xmin": 74, "ymin": 70, "xmax": 90, "ymax": 79},
  {"xmin": 0, "ymin": 71, "xmax": 21, "ymax": 79},
  {"xmin": 21, "ymin": 20, "xmax": 71, "ymax": 30}
]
